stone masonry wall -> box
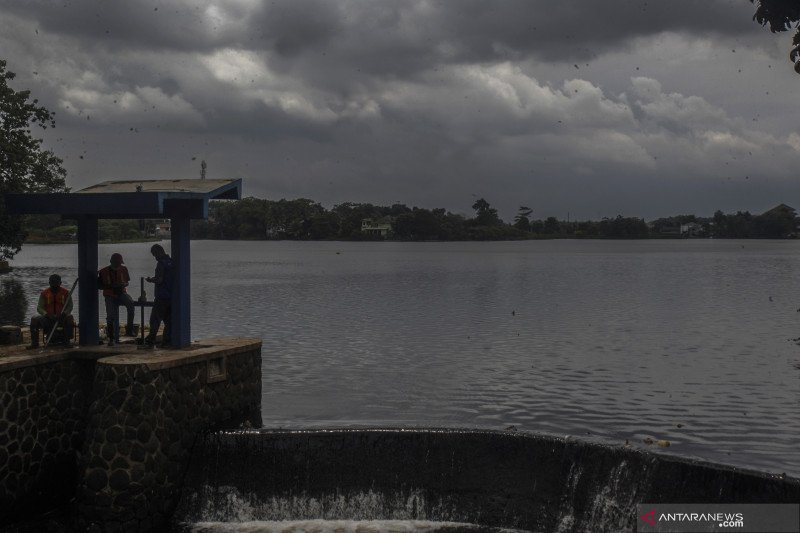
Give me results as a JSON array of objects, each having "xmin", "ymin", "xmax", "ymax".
[
  {"xmin": 0, "ymin": 358, "xmax": 94, "ymax": 522},
  {"xmin": 76, "ymin": 343, "xmax": 261, "ymax": 532}
]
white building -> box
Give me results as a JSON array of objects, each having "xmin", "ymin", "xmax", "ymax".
[{"xmin": 361, "ymin": 218, "xmax": 392, "ymax": 237}]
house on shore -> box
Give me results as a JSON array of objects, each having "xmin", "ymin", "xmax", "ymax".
[
  {"xmin": 680, "ymin": 222, "xmax": 703, "ymax": 237},
  {"xmin": 361, "ymin": 217, "xmax": 392, "ymax": 237},
  {"xmin": 154, "ymin": 220, "xmax": 171, "ymax": 238}
]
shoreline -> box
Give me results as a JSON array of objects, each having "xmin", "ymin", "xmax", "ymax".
[{"xmin": 16, "ymin": 235, "xmax": 800, "ymax": 245}]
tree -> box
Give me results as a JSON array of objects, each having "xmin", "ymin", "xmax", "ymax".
[
  {"xmin": 598, "ymin": 215, "xmax": 649, "ymax": 238},
  {"xmin": 754, "ymin": 209, "xmax": 796, "ymax": 237},
  {"xmin": 514, "ymin": 206, "xmax": 533, "ymax": 232},
  {"xmin": 0, "ymin": 279, "xmax": 26, "ymax": 325},
  {"xmin": 751, "ymin": 0, "xmax": 800, "ymax": 73},
  {"xmin": 332, "ymin": 202, "xmax": 382, "ymax": 238},
  {"xmin": 543, "ymin": 216, "xmax": 561, "ymax": 234},
  {"xmin": 0, "ymin": 59, "xmax": 67, "ymax": 259},
  {"xmin": 471, "ymin": 198, "xmax": 501, "ymax": 226}
]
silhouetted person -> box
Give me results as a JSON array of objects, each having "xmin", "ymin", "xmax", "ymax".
[
  {"xmin": 144, "ymin": 244, "xmax": 174, "ymax": 347},
  {"xmin": 29, "ymin": 274, "xmax": 74, "ymax": 348},
  {"xmin": 98, "ymin": 252, "xmax": 135, "ymax": 346}
]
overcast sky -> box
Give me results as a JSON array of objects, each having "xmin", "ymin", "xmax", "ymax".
[{"xmin": 2, "ymin": 0, "xmax": 799, "ymax": 221}]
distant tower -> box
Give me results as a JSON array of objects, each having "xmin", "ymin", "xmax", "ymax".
[{"xmin": 200, "ymin": 160, "xmax": 207, "ymax": 180}]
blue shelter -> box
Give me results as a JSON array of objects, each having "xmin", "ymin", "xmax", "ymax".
[{"xmin": 4, "ymin": 178, "xmax": 242, "ymax": 348}]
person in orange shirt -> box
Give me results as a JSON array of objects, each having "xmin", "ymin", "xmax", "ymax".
[
  {"xmin": 98, "ymin": 252, "xmax": 135, "ymax": 346},
  {"xmin": 29, "ymin": 274, "xmax": 74, "ymax": 348}
]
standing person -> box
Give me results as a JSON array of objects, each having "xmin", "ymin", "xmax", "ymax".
[
  {"xmin": 98, "ymin": 253, "xmax": 135, "ymax": 346},
  {"xmin": 29, "ymin": 274, "xmax": 74, "ymax": 348},
  {"xmin": 144, "ymin": 244, "xmax": 174, "ymax": 347}
]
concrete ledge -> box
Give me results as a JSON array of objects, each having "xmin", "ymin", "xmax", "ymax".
[
  {"xmin": 0, "ymin": 336, "xmax": 262, "ymax": 372},
  {"xmin": 0, "ymin": 348, "xmax": 73, "ymax": 372},
  {"xmin": 94, "ymin": 337, "xmax": 262, "ymax": 370}
]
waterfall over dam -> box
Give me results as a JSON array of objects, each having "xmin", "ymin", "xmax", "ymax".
[{"xmin": 172, "ymin": 428, "xmax": 799, "ymax": 532}]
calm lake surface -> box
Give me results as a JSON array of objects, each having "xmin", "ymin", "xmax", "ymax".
[{"xmin": 5, "ymin": 240, "xmax": 800, "ymax": 477}]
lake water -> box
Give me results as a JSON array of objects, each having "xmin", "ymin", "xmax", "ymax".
[{"xmin": 5, "ymin": 239, "xmax": 800, "ymax": 477}]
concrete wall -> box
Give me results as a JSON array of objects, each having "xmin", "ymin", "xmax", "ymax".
[
  {"xmin": 174, "ymin": 429, "xmax": 800, "ymax": 532},
  {"xmin": 76, "ymin": 341, "xmax": 261, "ymax": 532},
  {"xmin": 0, "ymin": 337, "xmax": 261, "ymax": 532},
  {"xmin": 0, "ymin": 357, "xmax": 93, "ymax": 522}
]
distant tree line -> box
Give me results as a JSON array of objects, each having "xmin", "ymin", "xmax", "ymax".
[
  {"xmin": 187, "ymin": 197, "xmax": 799, "ymax": 241},
  {"xmin": 23, "ymin": 214, "xmax": 161, "ymax": 243},
  {"xmin": 18, "ymin": 198, "xmax": 799, "ymax": 243}
]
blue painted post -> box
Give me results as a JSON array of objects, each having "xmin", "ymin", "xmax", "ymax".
[
  {"xmin": 170, "ymin": 208, "xmax": 191, "ymax": 347},
  {"xmin": 77, "ymin": 216, "xmax": 99, "ymax": 346}
]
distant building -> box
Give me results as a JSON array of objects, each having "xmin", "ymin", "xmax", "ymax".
[
  {"xmin": 265, "ymin": 225, "xmax": 286, "ymax": 238},
  {"xmin": 761, "ymin": 203, "xmax": 797, "ymax": 218},
  {"xmin": 680, "ymin": 222, "xmax": 703, "ymax": 237},
  {"xmin": 658, "ymin": 225, "xmax": 681, "ymax": 236},
  {"xmin": 361, "ymin": 218, "xmax": 392, "ymax": 237},
  {"xmin": 154, "ymin": 221, "xmax": 171, "ymax": 238}
]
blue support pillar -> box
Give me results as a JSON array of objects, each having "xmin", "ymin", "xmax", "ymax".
[
  {"xmin": 77, "ymin": 217, "xmax": 99, "ymax": 346},
  {"xmin": 170, "ymin": 208, "xmax": 191, "ymax": 347}
]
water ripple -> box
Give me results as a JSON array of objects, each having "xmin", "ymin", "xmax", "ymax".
[{"xmin": 7, "ymin": 240, "xmax": 800, "ymax": 476}]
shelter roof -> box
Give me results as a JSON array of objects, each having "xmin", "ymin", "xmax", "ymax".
[{"xmin": 4, "ymin": 178, "xmax": 241, "ymax": 219}]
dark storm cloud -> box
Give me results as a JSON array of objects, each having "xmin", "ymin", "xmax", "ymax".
[
  {"xmin": 1, "ymin": 0, "xmax": 797, "ymax": 220},
  {"xmin": 2, "ymin": 1, "xmax": 759, "ymax": 66},
  {"xmin": 0, "ymin": 1, "xmax": 240, "ymax": 52}
]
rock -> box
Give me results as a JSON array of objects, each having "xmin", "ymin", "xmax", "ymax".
[
  {"xmin": 106, "ymin": 426, "xmax": 124, "ymax": 443},
  {"xmin": 108, "ymin": 469, "xmax": 130, "ymax": 491},
  {"xmin": 0, "ymin": 326, "xmax": 22, "ymax": 345},
  {"xmin": 110, "ymin": 456, "xmax": 130, "ymax": 470},
  {"xmin": 101, "ymin": 442, "xmax": 116, "ymax": 462},
  {"xmin": 108, "ymin": 389, "xmax": 128, "ymax": 409},
  {"xmin": 136, "ymin": 422, "xmax": 152, "ymax": 443},
  {"xmin": 85, "ymin": 469, "xmax": 108, "ymax": 492}
]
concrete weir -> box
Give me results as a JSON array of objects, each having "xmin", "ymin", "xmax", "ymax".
[
  {"xmin": 173, "ymin": 428, "xmax": 800, "ymax": 532},
  {"xmin": 1, "ymin": 334, "xmax": 798, "ymax": 532},
  {"xmin": 0, "ymin": 337, "xmax": 262, "ymax": 532}
]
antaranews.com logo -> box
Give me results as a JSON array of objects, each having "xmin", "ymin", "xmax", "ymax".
[
  {"xmin": 640, "ymin": 508, "xmax": 744, "ymax": 528},
  {"xmin": 636, "ymin": 504, "xmax": 799, "ymax": 532}
]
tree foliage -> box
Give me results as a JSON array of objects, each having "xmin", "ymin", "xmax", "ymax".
[
  {"xmin": 471, "ymin": 198, "xmax": 501, "ymax": 226},
  {"xmin": 21, "ymin": 193, "xmax": 800, "ymax": 242},
  {"xmin": 751, "ymin": 0, "xmax": 800, "ymax": 73},
  {"xmin": 0, "ymin": 278, "xmax": 26, "ymax": 325},
  {"xmin": 711, "ymin": 205, "xmax": 797, "ymax": 238},
  {"xmin": 0, "ymin": 59, "xmax": 67, "ymax": 259},
  {"xmin": 514, "ymin": 206, "xmax": 533, "ymax": 231}
]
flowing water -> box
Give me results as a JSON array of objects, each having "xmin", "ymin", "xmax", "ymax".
[{"xmin": 5, "ymin": 239, "xmax": 800, "ymax": 478}]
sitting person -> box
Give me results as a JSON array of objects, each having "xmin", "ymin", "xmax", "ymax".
[{"xmin": 29, "ymin": 274, "xmax": 74, "ymax": 348}]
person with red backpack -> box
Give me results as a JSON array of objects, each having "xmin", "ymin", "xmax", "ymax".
[
  {"xmin": 29, "ymin": 274, "xmax": 74, "ymax": 348},
  {"xmin": 98, "ymin": 252, "xmax": 135, "ymax": 346}
]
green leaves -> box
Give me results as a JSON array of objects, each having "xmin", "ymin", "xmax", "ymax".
[
  {"xmin": 0, "ymin": 59, "xmax": 67, "ymax": 260},
  {"xmin": 751, "ymin": 1, "xmax": 800, "ymax": 72},
  {"xmin": 752, "ymin": 0, "xmax": 800, "ymax": 32},
  {"xmin": 471, "ymin": 198, "xmax": 501, "ymax": 227}
]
